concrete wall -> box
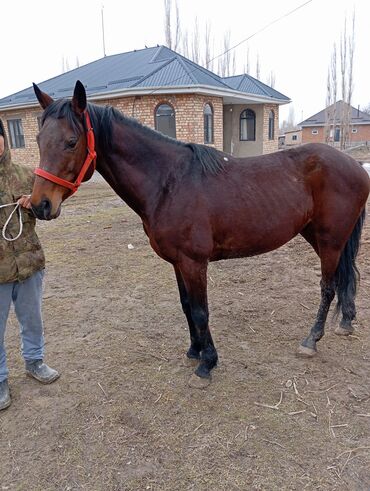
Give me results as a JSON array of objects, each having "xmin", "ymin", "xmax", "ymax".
[
  {"xmin": 223, "ymin": 103, "xmax": 279, "ymax": 157},
  {"xmin": 284, "ymin": 129, "xmax": 302, "ymax": 146}
]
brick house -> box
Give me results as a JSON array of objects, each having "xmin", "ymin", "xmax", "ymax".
[
  {"xmin": 0, "ymin": 45, "xmax": 290, "ymax": 167},
  {"xmin": 299, "ymin": 100, "xmax": 370, "ymax": 146}
]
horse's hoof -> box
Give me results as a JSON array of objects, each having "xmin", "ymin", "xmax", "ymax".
[
  {"xmin": 183, "ymin": 356, "xmax": 199, "ymax": 367},
  {"xmin": 334, "ymin": 326, "xmax": 354, "ymax": 336},
  {"xmin": 188, "ymin": 373, "xmax": 211, "ymax": 389},
  {"xmin": 297, "ymin": 344, "xmax": 317, "ymax": 358}
]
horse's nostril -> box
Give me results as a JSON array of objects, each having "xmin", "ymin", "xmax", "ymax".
[{"xmin": 41, "ymin": 198, "xmax": 52, "ymax": 218}]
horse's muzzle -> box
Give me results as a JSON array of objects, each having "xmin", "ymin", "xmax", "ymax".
[{"xmin": 31, "ymin": 198, "xmax": 60, "ymax": 220}]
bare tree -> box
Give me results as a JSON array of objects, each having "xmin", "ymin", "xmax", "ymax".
[
  {"xmin": 362, "ymin": 103, "xmax": 370, "ymax": 115},
  {"xmin": 191, "ymin": 17, "xmax": 200, "ymax": 64},
  {"xmin": 325, "ymin": 11, "xmax": 355, "ymax": 150},
  {"xmin": 244, "ymin": 47, "xmax": 250, "ymax": 74},
  {"xmin": 267, "ymin": 71, "xmax": 275, "ymax": 88},
  {"xmin": 163, "ymin": 0, "xmax": 181, "ymax": 51},
  {"xmin": 280, "ymin": 105, "xmax": 296, "ymax": 132},
  {"xmin": 203, "ymin": 22, "xmax": 214, "ymax": 71},
  {"xmin": 340, "ymin": 12, "xmax": 355, "ymax": 149},
  {"xmin": 231, "ymin": 50, "xmax": 236, "ymax": 77},
  {"xmin": 339, "ymin": 18, "xmax": 349, "ymax": 149},
  {"xmin": 255, "ymin": 53, "xmax": 260, "ymax": 80},
  {"xmin": 181, "ymin": 29, "xmax": 189, "ymax": 59},
  {"xmin": 61, "ymin": 55, "xmax": 80, "ymax": 74},
  {"xmin": 217, "ymin": 31, "xmax": 233, "ymax": 77},
  {"xmin": 164, "ymin": 0, "xmax": 171, "ymax": 48},
  {"xmin": 173, "ymin": 1, "xmax": 181, "ymax": 51},
  {"xmin": 325, "ymin": 44, "xmax": 337, "ymax": 144}
]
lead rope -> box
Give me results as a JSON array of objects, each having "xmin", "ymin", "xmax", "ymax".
[{"xmin": 0, "ymin": 202, "xmax": 23, "ymax": 241}]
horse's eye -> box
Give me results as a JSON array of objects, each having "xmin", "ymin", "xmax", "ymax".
[{"xmin": 66, "ymin": 139, "xmax": 77, "ymax": 149}]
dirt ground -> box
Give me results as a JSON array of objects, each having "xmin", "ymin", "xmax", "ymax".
[{"xmin": 0, "ymin": 178, "xmax": 369, "ymax": 491}]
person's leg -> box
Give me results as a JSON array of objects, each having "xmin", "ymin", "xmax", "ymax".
[
  {"xmin": 13, "ymin": 270, "xmax": 45, "ymax": 362},
  {"xmin": 0, "ymin": 282, "xmax": 13, "ymax": 410},
  {"xmin": 0, "ymin": 282, "xmax": 13, "ymax": 383},
  {"xmin": 13, "ymin": 270, "xmax": 59, "ymax": 384}
]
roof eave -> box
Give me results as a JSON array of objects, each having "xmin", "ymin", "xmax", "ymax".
[
  {"xmin": 90, "ymin": 85, "xmax": 291, "ymax": 105},
  {"xmin": 300, "ymin": 121, "xmax": 370, "ymax": 127},
  {"xmin": 0, "ymin": 84, "xmax": 290, "ymax": 111}
]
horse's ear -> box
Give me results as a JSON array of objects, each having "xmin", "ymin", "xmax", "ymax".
[
  {"xmin": 71, "ymin": 80, "xmax": 87, "ymax": 116},
  {"xmin": 33, "ymin": 83, "xmax": 54, "ymax": 109}
]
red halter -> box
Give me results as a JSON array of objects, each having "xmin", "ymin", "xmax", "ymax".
[{"xmin": 34, "ymin": 110, "xmax": 97, "ymax": 194}]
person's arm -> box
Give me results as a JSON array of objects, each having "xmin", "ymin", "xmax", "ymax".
[{"xmin": 0, "ymin": 135, "xmax": 4, "ymax": 157}]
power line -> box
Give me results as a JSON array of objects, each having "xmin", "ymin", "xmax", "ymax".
[
  {"xmin": 148, "ymin": 0, "xmax": 313, "ymax": 95},
  {"xmin": 208, "ymin": 0, "xmax": 313, "ymax": 66}
]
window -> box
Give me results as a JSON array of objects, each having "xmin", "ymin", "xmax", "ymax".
[
  {"xmin": 204, "ymin": 103, "xmax": 214, "ymax": 144},
  {"xmin": 351, "ymin": 128, "xmax": 358, "ymax": 134},
  {"xmin": 155, "ymin": 103, "xmax": 176, "ymax": 138},
  {"xmin": 292, "ymin": 134, "xmax": 297, "ymax": 141},
  {"xmin": 240, "ymin": 109, "xmax": 256, "ymax": 141},
  {"xmin": 312, "ymin": 129, "xmax": 318, "ymax": 135},
  {"xmin": 7, "ymin": 119, "xmax": 25, "ymax": 148},
  {"xmin": 268, "ymin": 110, "xmax": 275, "ymax": 140},
  {"xmin": 334, "ymin": 127, "xmax": 340, "ymax": 142}
]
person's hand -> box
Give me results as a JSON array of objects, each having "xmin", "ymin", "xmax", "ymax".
[{"xmin": 17, "ymin": 195, "xmax": 32, "ymax": 209}]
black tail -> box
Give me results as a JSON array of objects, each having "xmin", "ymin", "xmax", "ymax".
[{"xmin": 335, "ymin": 208, "xmax": 366, "ymax": 317}]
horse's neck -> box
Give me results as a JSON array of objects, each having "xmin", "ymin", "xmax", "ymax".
[{"xmin": 97, "ymin": 122, "xmax": 181, "ymax": 219}]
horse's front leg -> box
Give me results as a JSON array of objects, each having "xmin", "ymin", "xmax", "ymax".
[
  {"xmin": 174, "ymin": 266, "xmax": 201, "ymax": 361},
  {"xmin": 177, "ymin": 258, "xmax": 218, "ymax": 386}
]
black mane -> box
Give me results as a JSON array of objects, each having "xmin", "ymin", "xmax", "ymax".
[
  {"xmin": 42, "ymin": 99, "xmax": 225, "ymax": 175},
  {"xmin": 41, "ymin": 99, "xmax": 224, "ymax": 174}
]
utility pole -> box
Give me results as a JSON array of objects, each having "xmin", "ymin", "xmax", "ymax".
[{"xmin": 101, "ymin": 5, "xmax": 106, "ymax": 57}]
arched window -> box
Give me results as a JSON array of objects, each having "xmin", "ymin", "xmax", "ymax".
[
  {"xmin": 204, "ymin": 103, "xmax": 214, "ymax": 144},
  {"xmin": 155, "ymin": 103, "xmax": 176, "ymax": 138},
  {"xmin": 240, "ymin": 109, "xmax": 256, "ymax": 141},
  {"xmin": 268, "ymin": 110, "xmax": 275, "ymax": 140}
]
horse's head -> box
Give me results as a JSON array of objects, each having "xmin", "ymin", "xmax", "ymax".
[{"xmin": 31, "ymin": 80, "xmax": 96, "ymax": 220}]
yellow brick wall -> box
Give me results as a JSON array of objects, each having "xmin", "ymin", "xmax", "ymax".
[
  {"xmin": 0, "ymin": 94, "xmax": 223, "ymax": 167},
  {"xmin": 262, "ymin": 104, "xmax": 279, "ymax": 154}
]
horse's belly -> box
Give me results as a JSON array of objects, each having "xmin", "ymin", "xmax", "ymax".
[{"xmin": 210, "ymin": 215, "xmax": 309, "ymax": 261}]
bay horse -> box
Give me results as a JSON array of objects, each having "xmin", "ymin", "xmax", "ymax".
[{"xmin": 30, "ymin": 81, "xmax": 369, "ymax": 387}]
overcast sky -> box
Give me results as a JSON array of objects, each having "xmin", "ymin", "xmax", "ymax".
[{"xmin": 1, "ymin": 0, "xmax": 369, "ymax": 124}]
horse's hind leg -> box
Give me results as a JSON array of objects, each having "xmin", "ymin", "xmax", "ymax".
[
  {"xmin": 174, "ymin": 266, "xmax": 201, "ymax": 361},
  {"xmin": 298, "ymin": 247, "xmax": 338, "ymax": 357}
]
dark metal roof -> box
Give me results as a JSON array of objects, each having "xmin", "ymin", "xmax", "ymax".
[
  {"xmin": 222, "ymin": 74, "xmax": 290, "ymax": 101},
  {"xmin": 299, "ymin": 100, "xmax": 370, "ymax": 126},
  {"xmin": 0, "ymin": 45, "xmax": 289, "ymax": 108}
]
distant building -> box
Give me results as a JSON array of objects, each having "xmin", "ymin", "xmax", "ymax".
[
  {"xmin": 299, "ymin": 100, "xmax": 370, "ymax": 146},
  {"xmin": 0, "ymin": 45, "xmax": 290, "ymax": 167},
  {"xmin": 283, "ymin": 128, "xmax": 302, "ymax": 147}
]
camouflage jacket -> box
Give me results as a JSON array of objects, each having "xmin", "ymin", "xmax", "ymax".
[{"xmin": 0, "ymin": 120, "xmax": 45, "ymax": 283}]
